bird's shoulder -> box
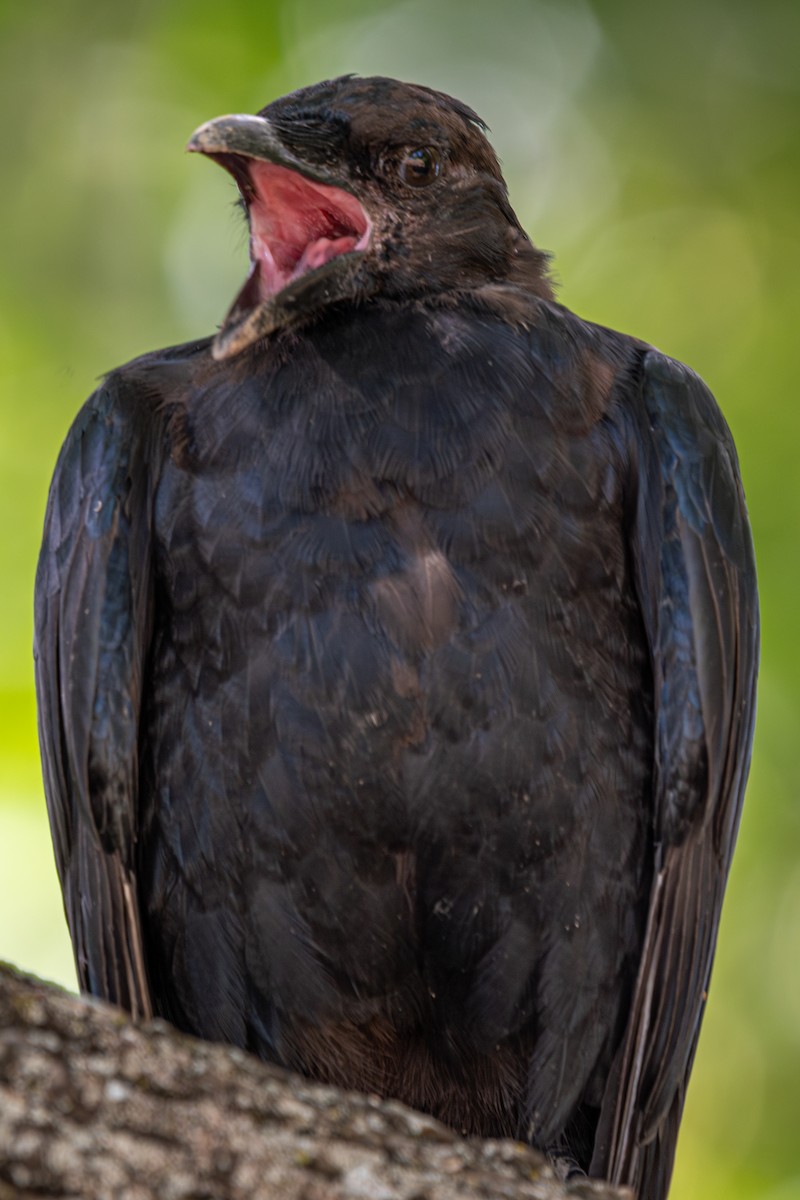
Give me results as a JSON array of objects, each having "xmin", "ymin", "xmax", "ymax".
[{"xmin": 56, "ymin": 335, "xmax": 214, "ymax": 469}]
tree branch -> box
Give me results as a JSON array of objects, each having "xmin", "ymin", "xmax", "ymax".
[{"xmin": 0, "ymin": 962, "xmax": 630, "ymax": 1199}]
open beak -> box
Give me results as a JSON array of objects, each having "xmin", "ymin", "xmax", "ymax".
[{"xmin": 188, "ymin": 114, "xmax": 372, "ymax": 360}]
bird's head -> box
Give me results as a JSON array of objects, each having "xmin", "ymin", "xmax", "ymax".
[{"xmin": 188, "ymin": 75, "xmax": 552, "ymax": 360}]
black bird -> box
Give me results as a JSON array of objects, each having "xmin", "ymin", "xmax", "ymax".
[{"xmin": 35, "ymin": 76, "xmax": 758, "ymax": 1199}]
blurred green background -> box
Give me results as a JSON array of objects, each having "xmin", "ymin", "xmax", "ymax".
[{"xmin": 1, "ymin": 0, "xmax": 797, "ymax": 1195}]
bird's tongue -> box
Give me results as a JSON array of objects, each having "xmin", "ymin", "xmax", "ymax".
[
  {"xmin": 295, "ymin": 234, "xmax": 360, "ymax": 274},
  {"xmin": 247, "ymin": 160, "xmax": 370, "ymax": 300}
]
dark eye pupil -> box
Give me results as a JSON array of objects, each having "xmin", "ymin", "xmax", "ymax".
[{"xmin": 399, "ymin": 147, "xmax": 439, "ymax": 187}]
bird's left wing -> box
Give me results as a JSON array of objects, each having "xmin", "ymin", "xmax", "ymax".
[
  {"xmin": 34, "ymin": 373, "xmax": 158, "ymax": 1018},
  {"xmin": 594, "ymin": 351, "xmax": 759, "ymax": 1200}
]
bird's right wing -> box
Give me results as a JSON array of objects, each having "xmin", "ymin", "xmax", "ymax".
[{"xmin": 34, "ymin": 373, "xmax": 158, "ymax": 1018}]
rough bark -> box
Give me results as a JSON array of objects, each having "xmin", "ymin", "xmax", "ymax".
[{"xmin": 0, "ymin": 962, "xmax": 630, "ymax": 1200}]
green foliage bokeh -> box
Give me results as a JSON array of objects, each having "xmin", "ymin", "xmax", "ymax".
[{"xmin": 1, "ymin": 2, "xmax": 797, "ymax": 1196}]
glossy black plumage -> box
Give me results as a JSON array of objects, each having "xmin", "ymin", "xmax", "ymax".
[{"xmin": 35, "ymin": 77, "xmax": 758, "ymax": 1200}]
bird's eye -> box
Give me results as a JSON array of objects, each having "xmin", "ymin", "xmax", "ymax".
[{"xmin": 398, "ymin": 147, "xmax": 440, "ymax": 188}]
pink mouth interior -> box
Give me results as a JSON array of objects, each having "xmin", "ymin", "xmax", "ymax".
[{"xmin": 247, "ymin": 160, "xmax": 372, "ymax": 300}]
